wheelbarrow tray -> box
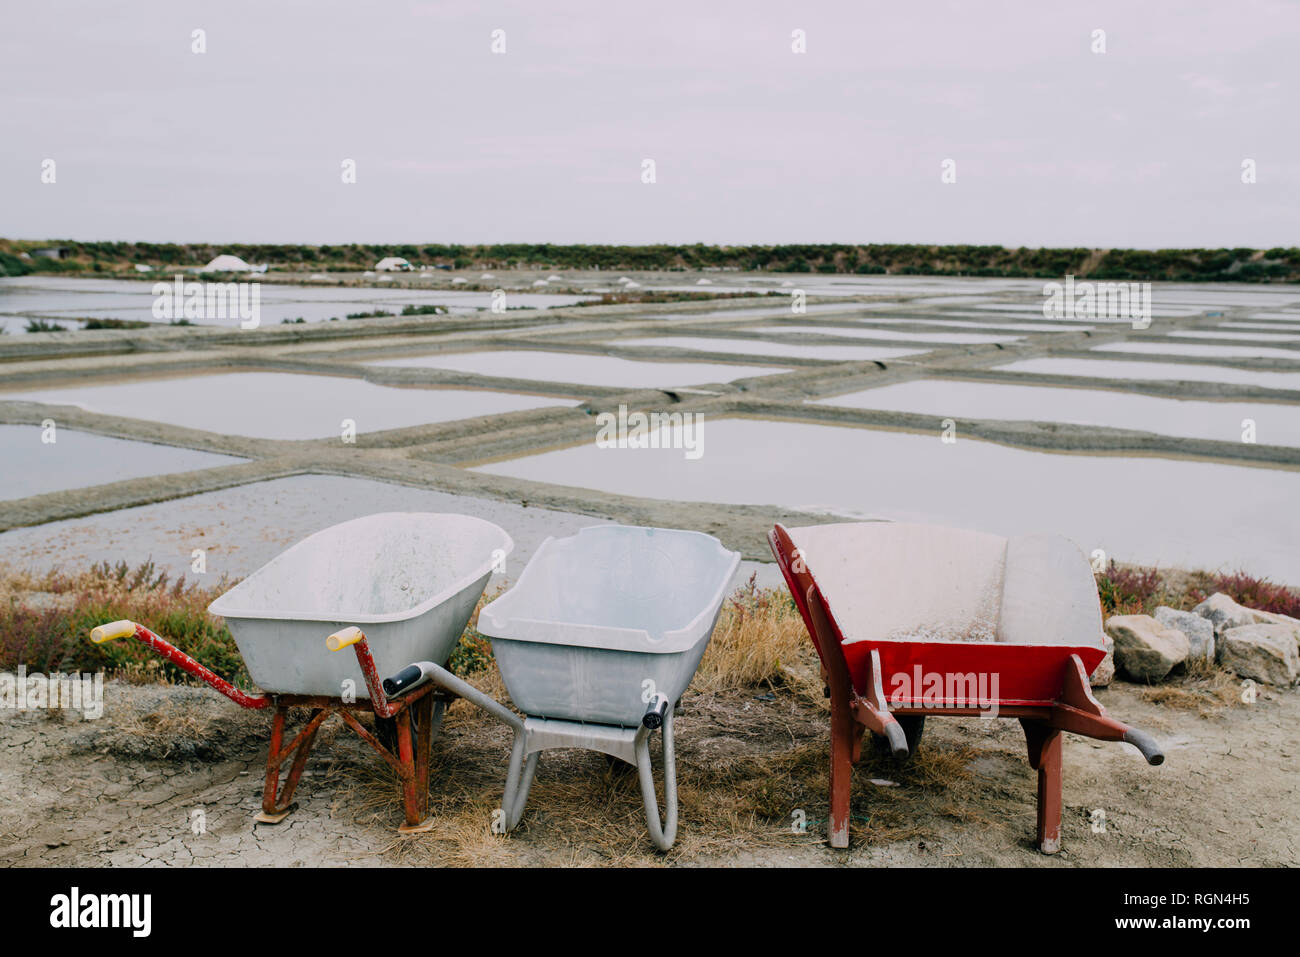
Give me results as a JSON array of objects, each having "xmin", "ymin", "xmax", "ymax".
[
  {"xmin": 780, "ymin": 520, "xmax": 1107, "ymax": 707},
  {"xmin": 208, "ymin": 512, "xmax": 513, "ymax": 698},
  {"xmin": 478, "ymin": 524, "xmax": 741, "ymax": 726},
  {"xmin": 769, "ymin": 520, "xmax": 1162, "ymax": 853}
]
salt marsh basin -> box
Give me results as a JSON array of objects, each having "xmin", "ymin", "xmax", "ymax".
[
  {"xmin": 0, "ymin": 371, "xmax": 577, "ymax": 440},
  {"xmin": 3, "ymin": 272, "xmax": 1300, "ymax": 588},
  {"xmin": 476, "ymin": 417, "xmax": 1300, "ymax": 583}
]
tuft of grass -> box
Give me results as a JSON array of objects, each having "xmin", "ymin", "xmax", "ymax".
[
  {"xmin": 695, "ymin": 574, "xmax": 818, "ymax": 693},
  {"xmin": 83, "ymin": 317, "xmax": 149, "ymax": 330},
  {"xmin": 1138, "ymin": 669, "xmax": 1243, "ymax": 716},
  {"xmin": 23, "ymin": 318, "xmax": 66, "ymax": 333}
]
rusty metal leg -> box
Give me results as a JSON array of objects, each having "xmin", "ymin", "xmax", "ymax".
[
  {"xmin": 257, "ymin": 706, "xmax": 328, "ymax": 824},
  {"xmin": 395, "ymin": 707, "xmax": 432, "ymax": 833},
  {"xmin": 260, "ymin": 705, "xmax": 288, "ymax": 819},
  {"xmin": 1022, "ymin": 719, "xmax": 1063, "ymax": 854},
  {"xmin": 415, "ymin": 695, "xmax": 433, "ymax": 820},
  {"xmin": 828, "ymin": 688, "xmax": 854, "ymax": 849},
  {"xmin": 275, "ymin": 710, "xmax": 323, "ymax": 811}
]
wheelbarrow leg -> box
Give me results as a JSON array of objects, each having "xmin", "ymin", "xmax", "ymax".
[
  {"xmin": 395, "ymin": 707, "xmax": 433, "ymax": 834},
  {"xmin": 258, "ymin": 705, "xmax": 328, "ymax": 824},
  {"xmin": 1021, "ymin": 719, "xmax": 1062, "ymax": 854},
  {"xmin": 414, "ymin": 694, "xmax": 434, "ymax": 822},
  {"xmin": 635, "ymin": 708, "xmax": 678, "ymax": 852},
  {"xmin": 501, "ymin": 730, "xmax": 540, "ymax": 832},
  {"xmin": 828, "ymin": 684, "xmax": 855, "ymax": 849}
]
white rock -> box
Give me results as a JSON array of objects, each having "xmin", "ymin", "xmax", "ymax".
[
  {"xmin": 1192, "ymin": 593, "xmax": 1255, "ymax": 637},
  {"xmin": 1154, "ymin": 606, "xmax": 1215, "ymax": 664},
  {"xmin": 1219, "ymin": 624, "xmax": 1300, "ymax": 686},
  {"xmin": 1105, "ymin": 615, "xmax": 1190, "ymax": 682}
]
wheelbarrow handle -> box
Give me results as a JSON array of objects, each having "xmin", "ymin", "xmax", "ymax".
[
  {"xmin": 87, "ymin": 619, "xmax": 271, "ymax": 711},
  {"xmin": 90, "ymin": 619, "xmax": 138, "ymax": 643},
  {"xmin": 1123, "ymin": 728, "xmax": 1165, "ymax": 766},
  {"xmin": 882, "ymin": 719, "xmax": 910, "ymax": 758},
  {"xmin": 324, "ymin": 627, "xmax": 400, "ymax": 719},
  {"xmin": 326, "ymin": 626, "xmax": 364, "ymax": 651}
]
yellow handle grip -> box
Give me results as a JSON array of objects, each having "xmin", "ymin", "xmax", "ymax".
[
  {"xmin": 91, "ymin": 619, "xmax": 137, "ymax": 643},
  {"xmin": 326, "ymin": 626, "xmax": 365, "ymax": 651}
]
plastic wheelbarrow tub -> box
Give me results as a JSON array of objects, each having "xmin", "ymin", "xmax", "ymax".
[
  {"xmin": 480, "ymin": 524, "xmax": 741, "ymax": 726},
  {"xmin": 383, "ymin": 524, "xmax": 741, "ymax": 850},
  {"xmin": 769, "ymin": 520, "xmax": 1164, "ymax": 853},
  {"xmin": 209, "ymin": 512, "xmax": 512, "ymax": 698}
]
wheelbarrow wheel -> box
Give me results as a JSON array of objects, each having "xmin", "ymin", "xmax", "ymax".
[{"xmin": 375, "ymin": 714, "xmax": 400, "ymax": 755}]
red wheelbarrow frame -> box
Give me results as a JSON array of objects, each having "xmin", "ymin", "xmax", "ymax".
[
  {"xmin": 768, "ymin": 524, "xmax": 1164, "ymax": 853},
  {"xmin": 88, "ymin": 620, "xmax": 451, "ymax": 832}
]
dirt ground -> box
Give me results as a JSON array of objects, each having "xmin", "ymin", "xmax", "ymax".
[{"xmin": 2, "ymin": 667, "xmax": 1295, "ymax": 868}]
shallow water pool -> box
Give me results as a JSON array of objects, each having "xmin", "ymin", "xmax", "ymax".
[
  {"xmin": 1092, "ymin": 342, "xmax": 1300, "ymax": 361},
  {"xmin": 811, "ymin": 379, "xmax": 1300, "ymax": 446},
  {"xmin": 0, "ymin": 425, "xmax": 245, "ymax": 500},
  {"xmin": 475, "ymin": 418, "xmax": 1300, "ymax": 582},
  {"xmin": 991, "ymin": 357, "xmax": 1300, "ymax": 391},
  {"xmin": 0, "ymin": 372, "xmax": 577, "ymax": 440}
]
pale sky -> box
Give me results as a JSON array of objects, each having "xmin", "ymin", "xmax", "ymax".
[{"xmin": 2, "ymin": 0, "xmax": 1297, "ymax": 248}]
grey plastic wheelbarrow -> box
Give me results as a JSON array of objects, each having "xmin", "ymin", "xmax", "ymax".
[{"xmin": 383, "ymin": 524, "xmax": 741, "ymax": 851}]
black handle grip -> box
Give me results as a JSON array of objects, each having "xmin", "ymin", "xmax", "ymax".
[
  {"xmin": 1124, "ymin": 728, "xmax": 1165, "ymax": 766},
  {"xmin": 883, "ymin": 720, "xmax": 910, "ymax": 758},
  {"xmin": 642, "ymin": 694, "xmax": 670, "ymax": 729},
  {"xmin": 382, "ymin": 664, "xmax": 424, "ymax": 698}
]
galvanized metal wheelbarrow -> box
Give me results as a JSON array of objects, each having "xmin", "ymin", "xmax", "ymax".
[
  {"xmin": 769, "ymin": 521, "xmax": 1164, "ymax": 854},
  {"xmin": 88, "ymin": 512, "xmax": 512, "ymax": 831},
  {"xmin": 383, "ymin": 524, "xmax": 741, "ymax": 851}
]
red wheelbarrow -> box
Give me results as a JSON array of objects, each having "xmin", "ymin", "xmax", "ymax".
[
  {"xmin": 769, "ymin": 521, "xmax": 1164, "ymax": 853},
  {"xmin": 87, "ymin": 512, "xmax": 513, "ymax": 831},
  {"xmin": 89, "ymin": 619, "xmax": 445, "ymax": 830}
]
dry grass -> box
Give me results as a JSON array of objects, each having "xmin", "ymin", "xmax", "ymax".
[
  {"xmin": 1138, "ymin": 669, "xmax": 1245, "ymax": 716},
  {"xmin": 695, "ymin": 572, "xmax": 820, "ymax": 695}
]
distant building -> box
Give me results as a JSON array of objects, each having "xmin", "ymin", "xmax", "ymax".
[
  {"xmin": 31, "ymin": 246, "xmax": 68, "ymax": 260},
  {"xmin": 374, "ymin": 257, "xmax": 413, "ymax": 272}
]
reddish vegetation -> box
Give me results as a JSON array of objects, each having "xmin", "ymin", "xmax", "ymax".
[{"xmin": 1188, "ymin": 571, "xmax": 1300, "ymax": 618}]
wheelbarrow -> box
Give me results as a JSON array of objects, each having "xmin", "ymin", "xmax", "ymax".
[
  {"xmin": 88, "ymin": 512, "xmax": 512, "ymax": 831},
  {"xmin": 769, "ymin": 520, "xmax": 1164, "ymax": 853},
  {"xmin": 381, "ymin": 524, "xmax": 741, "ymax": 851}
]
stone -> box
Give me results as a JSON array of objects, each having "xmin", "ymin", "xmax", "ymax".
[
  {"xmin": 1218, "ymin": 624, "xmax": 1300, "ymax": 686},
  {"xmin": 1245, "ymin": 609, "xmax": 1300, "ymax": 649},
  {"xmin": 1154, "ymin": 606, "xmax": 1215, "ymax": 663},
  {"xmin": 1192, "ymin": 593, "xmax": 1256, "ymax": 638},
  {"xmin": 1090, "ymin": 633, "xmax": 1115, "ymax": 688},
  {"xmin": 1105, "ymin": 615, "xmax": 1190, "ymax": 682}
]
